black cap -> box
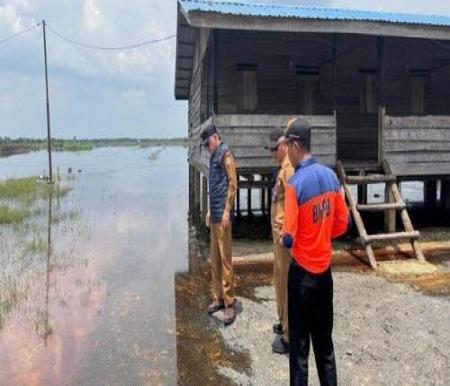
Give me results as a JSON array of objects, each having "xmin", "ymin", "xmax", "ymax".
[
  {"xmin": 200, "ymin": 124, "xmax": 218, "ymax": 146},
  {"xmin": 264, "ymin": 128, "xmax": 285, "ymax": 150},
  {"xmin": 285, "ymin": 118, "xmax": 311, "ymax": 149}
]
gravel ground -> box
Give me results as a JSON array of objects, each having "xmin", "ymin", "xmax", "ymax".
[{"xmin": 213, "ymin": 272, "xmax": 450, "ymax": 386}]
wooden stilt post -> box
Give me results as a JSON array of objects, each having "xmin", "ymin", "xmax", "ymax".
[
  {"xmin": 246, "ymin": 175, "xmax": 253, "ymax": 217},
  {"xmin": 201, "ymin": 175, "xmax": 208, "ymax": 224},
  {"xmin": 194, "ymin": 169, "xmax": 201, "ymax": 223},
  {"xmin": 236, "ymin": 176, "xmax": 241, "ymax": 217},
  {"xmin": 440, "ymin": 179, "xmax": 450, "ymax": 211},
  {"xmin": 384, "ymin": 181, "xmax": 396, "ymax": 233},
  {"xmin": 357, "ymin": 170, "xmax": 368, "ymax": 205},
  {"xmin": 261, "ymin": 175, "xmax": 266, "ymax": 215},
  {"xmin": 189, "ymin": 165, "xmax": 195, "ymax": 219},
  {"xmin": 424, "ymin": 180, "xmax": 437, "ymax": 211}
]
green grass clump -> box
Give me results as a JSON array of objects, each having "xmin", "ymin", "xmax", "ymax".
[
  {"xmin": 57, "ymin": 141, "xmax": 93, "ymax": 152},
  {"xmin": 0, "ymin": 206, "xmax": 28, "ymax": 224},
  {"xmin": 0, "ymin": 177, "xmax": 69, "ymax": 202}
]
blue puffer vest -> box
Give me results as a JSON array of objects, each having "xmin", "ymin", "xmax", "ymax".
[{"xmin": 209, "ymin": 142, "xmax": 231, "ymax": 223}]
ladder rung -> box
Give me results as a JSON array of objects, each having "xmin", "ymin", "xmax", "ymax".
[
  {"xmin": 346, "ymin": 174, "xmax": 396, "ymax": 185},
  {"xmin": 356, "ymin": 203, "xmax": 406, "ymax": 211},
  {"xmin": 364, "ymin": 231, "xmax": 420, "ymax": 243}
]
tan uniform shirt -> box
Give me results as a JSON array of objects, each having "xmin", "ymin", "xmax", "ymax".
[
  {"xmin": 223, "ymin": 152, "xmax": 238, "ymax": 213},
  {"xmin": 271, "ymin": 156, "xmax": 295, "ymax": 239}
]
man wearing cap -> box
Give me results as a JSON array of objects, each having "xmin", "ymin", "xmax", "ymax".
[
  {"xmin": 265, "ymin": 129, "xmax": 294, "ymax": 354},
  {"xmin": 201, "ymin": 125, "xmax": 238, "ymax": 326},
  {"xmin": 281, "ymin": 118, "xmax": 349, "ymax": 385}
]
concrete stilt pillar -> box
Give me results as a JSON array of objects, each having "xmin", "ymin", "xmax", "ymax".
[{"xmin": 424, "ymin": 180, "xmax": 438, "ymax": 211}]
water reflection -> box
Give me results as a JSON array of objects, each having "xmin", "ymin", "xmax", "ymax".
[{"xmin": 0, "ymin": 147, "xmax": 189, "ymax": 385}]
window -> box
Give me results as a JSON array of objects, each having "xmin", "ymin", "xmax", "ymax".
[
  {"xmin": 237, "ymin": 64, "xmax": 258, "ymax": 112},
  {"xmin": 409, "ymin": 69, "xmax": 429, "ymax": 115},
  {"xmin": 297, "ymin": 66, "xmax": 320, "ymax": 115},
  {"xmin": 359, "ymin": 69, "xmax": 378, "ymax": 114}
]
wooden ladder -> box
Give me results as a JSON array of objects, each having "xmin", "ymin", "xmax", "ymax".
[{"xmin": 336, "ymin": 160, "xmax": 426, "ymax": 268}]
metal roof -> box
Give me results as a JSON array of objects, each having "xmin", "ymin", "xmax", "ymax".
[
  {"xmin": 179, "ymin": 0, "xmax": 450, "ymax": 27},
  {"xmin": 175, "ymin": 1, "xmax": 450, "ymax": 100}
]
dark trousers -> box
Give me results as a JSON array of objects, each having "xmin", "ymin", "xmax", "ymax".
[{"xmin": 288, "ymin": 261, "xmax": 337, "ymax": 386}]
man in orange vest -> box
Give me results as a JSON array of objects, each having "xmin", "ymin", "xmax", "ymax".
[{"xmin": 281, "ymin": 118, "xmax": 350, "ymax": 386}]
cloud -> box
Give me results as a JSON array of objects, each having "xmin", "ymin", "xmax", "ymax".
[
  {"xmin": 83, "ymin": 0, "xmax": 101, "ymax": 31},
  {"xmin": 1, "ymin": 0, "xmax": 450, "ymax": 139}
]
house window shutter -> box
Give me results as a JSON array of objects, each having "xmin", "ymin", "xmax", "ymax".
[
  {"xmin": 297, "ymin": 66, "xmax": 320, "ymax": 115},
  {"xmin": 237, "ymin": 64, "xmax": 258, "ymax": 112},
  {"xmin": 359, "ymin": 70, "xmax": 378, "ymax": 114},
  {"xmin": 409, "ymin": 69, "xmax": 429, "ymax": 115}
]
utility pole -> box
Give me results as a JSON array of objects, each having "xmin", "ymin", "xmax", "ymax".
[{"xmin": 42, "ymin": 20, "xmax": 53, "ymax": 183}]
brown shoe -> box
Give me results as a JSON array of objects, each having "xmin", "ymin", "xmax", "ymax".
[
  {"xmin": 223, "ymin": 303, "xmax": 236, "ymax": 326},
  {"xmin": 207, "ymin": 299, "xmax": 225, "ymax": 315}
]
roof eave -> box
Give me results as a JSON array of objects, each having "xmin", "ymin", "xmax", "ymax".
[
  {"xmin": 175, "ymin": 5, "xmax": 196, "ymax": 100},
  {"xmin": 185, "ymin": 10, "xmax": 450, "ymax": 41}
]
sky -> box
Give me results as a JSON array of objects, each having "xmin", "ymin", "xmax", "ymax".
[{"xmin": 1, "ymin": 0, "xmax": 450, "ymax": 139}]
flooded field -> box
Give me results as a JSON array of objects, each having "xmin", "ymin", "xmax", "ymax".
[{"xmin": 0, "ymin": 147, "xmax": 189, "ymax": 385}]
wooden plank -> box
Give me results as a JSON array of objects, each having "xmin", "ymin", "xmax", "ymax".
[
  {"xmin": 384, "ymin": 129, "xmax": 450, "ymax": 141},
  {"xmin": 364, "ymin": 231, "xmax": 420, "ymax": 242},
  {"xmin": 357, "ymin": 202, "xmax": 405, "ymax": 211},
  {"xmin": 215, "ymin": 114, "xmax": 336, "ymax": 127},
  {"xmin": 346, "ymin": 174, "xmax": 396, "ymax": 184},
  {"xmin": 384, "ymin": 141, "xmax": 450, "ymax": 152},
  {"xmin": 388, "ymin": 162, "xmax": 450, "ymax": 176}
]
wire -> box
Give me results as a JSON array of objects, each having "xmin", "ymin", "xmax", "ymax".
[
  {"xmin": 46, "ymin": 24, "xmax": 175, "ymax": 51},
  {"xmin": 0, "ymin": 22, "xmax": 41, "ymax": 46}
]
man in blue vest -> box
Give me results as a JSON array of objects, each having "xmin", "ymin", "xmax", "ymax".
[{"xmin": 201, "ymin": 125, "xmax": 238, "ymax": 326}]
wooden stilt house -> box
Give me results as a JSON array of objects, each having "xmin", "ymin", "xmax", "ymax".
[{"xmin": 175, "ymin": 0, "xmax": 450, "ymax": 266}]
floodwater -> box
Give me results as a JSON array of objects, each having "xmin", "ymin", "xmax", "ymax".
[{"xmin": 0, "ymin": 147, "xmax": 190, "ymax": 385}]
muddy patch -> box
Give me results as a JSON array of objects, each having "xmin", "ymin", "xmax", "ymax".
[{"xmin": 175, "ymin": 223, "xmax": 252, "ymax": 385}]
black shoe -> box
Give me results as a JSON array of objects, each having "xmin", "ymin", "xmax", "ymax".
[
  {"xmin": 272, "ymin": 335, "xmax": 289, "ymax": 354},
  {"xmin": 207, "ymin": 300, "xmax": 225, "ymax": 315},
  {"xmin": 273, "ymin": 322, "xmax": 283, "ymax": 335},
  {"xmin": 223, "ymin": 303, "xmax": 236, "ymax": 326}
]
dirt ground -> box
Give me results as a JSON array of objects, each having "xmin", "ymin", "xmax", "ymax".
[
  {"xmin": 210, "ymin": 270, "xmax": 450, "ymax": 386},
  {"xmin": 202, "ymin": 230, "xmax": 450, "ymax": 386}
]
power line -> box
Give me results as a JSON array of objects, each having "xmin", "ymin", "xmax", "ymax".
[
  {"xmin": 46, "ymin": 24, "xmax": 175, "ymax": 51},
  {"xmin": 0, "ymin": 22, "xmax": 41, "ymax": 46}
]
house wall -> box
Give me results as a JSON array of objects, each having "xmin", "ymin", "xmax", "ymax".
[
  {"xmin": 190, "ymin": 114, "xmax": 336, "ymax": 174},
  {"xmin": 188, "ymin": 29, "xmax": 450, "ymax": 176}
]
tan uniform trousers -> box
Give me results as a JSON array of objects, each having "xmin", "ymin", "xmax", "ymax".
[
  {"xmin": 273, "ymin": 231, "xmax": 291, "ymax": 342},
  {"xmin": 211, "ymin": 222, "xmax": 234, "ymax": 306}
]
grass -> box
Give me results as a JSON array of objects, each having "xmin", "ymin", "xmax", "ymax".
[
  {"xmin": 55, "ymin": 141, "xmax": 93, "ymax": 152},
  {"xmin": 0, "ymin": 177, "xmax": 69, "ymax": 202},
  {"xmin": 0, "ymin": 177, "xmax": 70, "ymax": 224},
  {"xmin": 0, "ymin": 206, "xmax": 28, "ymax": 224}
]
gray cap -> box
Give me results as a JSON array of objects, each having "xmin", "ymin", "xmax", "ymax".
[{"xmin": 264, "ymin": 129, "xmax": 285, "ymax": 150}]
